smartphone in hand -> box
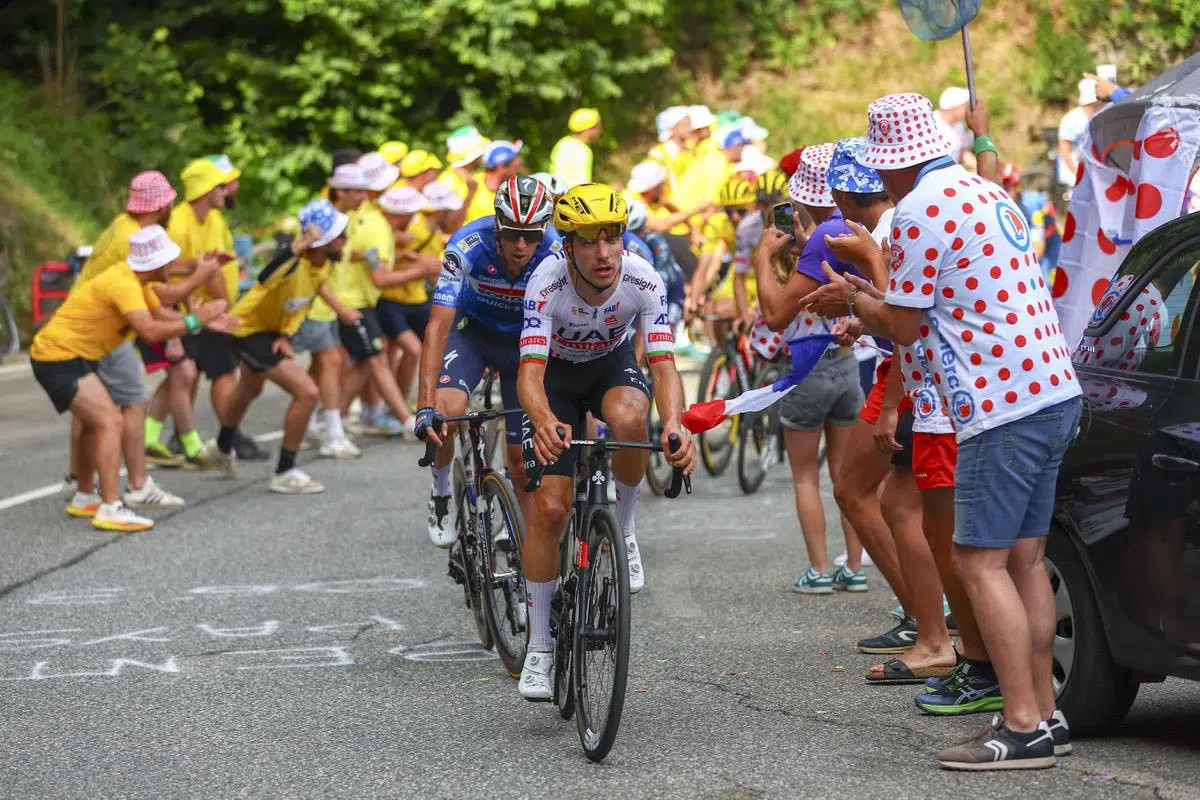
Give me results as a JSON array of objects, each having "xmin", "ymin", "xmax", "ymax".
[{"xmin": 772, "ymin": 202, "xmax": 795, "ymax": 238}]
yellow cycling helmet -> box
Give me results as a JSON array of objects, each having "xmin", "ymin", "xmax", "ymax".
[
  {"xmin": 718, "ymin": 177, "xmax": 755, "ymax": 208},
  {"xmin": 755, "ymin": 169, "xmax": 789, "ymax": 204},
  {"xmin": 554, "ymin": 182, "xmax": 628, "ymax": 234}
]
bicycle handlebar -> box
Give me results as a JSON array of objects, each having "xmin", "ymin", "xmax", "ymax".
[
  {"xmin": 522, "ymin": 428, "xmax": 691, "ymax": 498},
  {"xmin": 416, "ymin": 413, "xmax": 445, "ymax": 468}
]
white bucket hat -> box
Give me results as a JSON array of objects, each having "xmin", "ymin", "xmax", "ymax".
[
  {"xmin": 423, "ymin": 181, "xmax": 465, "ymax": 211},
  {"xmin": 938, "ymin": 86, "xmax": 970, "ymax": 111},
  {"xmin": 358, "ymin": 152, "xmax": 401, "ymax": 192},
  {"xmin": 628, "ymin": 160, "xmax": 669, "ymax": 194},
  {"xmin": 329, "ymin": 163, "xmax": 370, "ymax": 190},
  {"xmin": 788, "ymin": 143, "xmax": 837, "ymax": 208},
  {"xmin": 858, "ymin": 93, "xmax": 954, "ymax": 171},
  {"xmin": 688, "ymin": 105, "xmax": 716, "ymax": 130},
  {"xmin": 127, "ymin": 225, "xmax": 182, "ymax": 272},
  {"xmin": 379, "ymin": 185, "xmax": 430, "ymax": 215}
]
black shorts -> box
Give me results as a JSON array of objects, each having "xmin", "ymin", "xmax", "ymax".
[
  {"xmin": 890, "ymin": 408, "xmax": 915, "ymax": 470},
  {"xmin": 183, "ymin": 330, "xmax": 238, "ymax": 380},
  {"xmin": 32, "ymin": 357, "xmax": 98, "ymax": 414},
  {"xmin": 524, "ymin": 341, "xmax": 650, "ymax": 478},
  {"xmin": 376, "ymin": 298, "xmax": 431, "ymax": 340},
  {"xmin": 665, "ymin": 233, "xmax": 698, "ymax": 281},
  {"xmin": 338, "ymin": 306, "xmax": 384, "ymax": 364},
  {"xmin": 135, "ymin": 338, "xmax": 187, "ymax": 375},
  {"xmin": 232, "ymin": 333, "xmax": 285, "ymax": 374}
]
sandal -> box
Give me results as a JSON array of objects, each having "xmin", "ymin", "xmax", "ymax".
[{"xmin": 865, "ymin": 657, "xmax": 955, "ymax": 685}]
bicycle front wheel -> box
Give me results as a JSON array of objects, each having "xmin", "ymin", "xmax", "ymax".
[
  {"xmin": 737, "ymin": 364, "xmax": 783, "ymax": 495},
  {"xmin": 453, "ymin": 461, "xmax": 492, "ymax": 651},
  {"xmin": 697, "ymin": 350, "xmax": 735, "ymax": 477},
  {"xmin": 480, "ymin": 472, "xmax": 527, "ymax": 678},
  {"xmin": 644, "ymin": 382, "xmax": 682, "ymax": 495},
  {"xmin": 572, "ymin": 507, "xmax": 630, "ymax": 762}
]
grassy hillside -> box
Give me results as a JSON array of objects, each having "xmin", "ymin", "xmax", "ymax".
[{"xmin": 607, "ymin": 3, "xmax": 1057, "ymax": 181}]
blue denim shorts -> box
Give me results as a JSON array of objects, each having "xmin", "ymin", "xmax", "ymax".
[{"xmin": 953, "ymin": 396, "xmax": 1083, "ymax": 549}]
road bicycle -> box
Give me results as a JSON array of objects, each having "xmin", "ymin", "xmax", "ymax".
[
  {"xmin": 525, "ymin": 425, "xmax": 689, "ymax": 762},
  {"xmin": 642, "ymin": 366, "xmax": 686, "ymax": 496},
  {"xmin": 418, "ymin": 407, "xmax": 528, "ymax": 677},
  {"xmin": 735, "ymin": 356, "xmax": 788, "ymax": 495},
  {"xmin": 694, "ymin": 315, "xmax": 756, "ymax": 477}
]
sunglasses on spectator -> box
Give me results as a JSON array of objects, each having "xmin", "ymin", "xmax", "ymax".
[
  {"xmin": 572, "ymin": 223, "xmax": 626, "ymax": 243},
  {"xmin": 498, "ymin": 226, "xmax": 545, "ymax": 243},
  {"xmin": 726, "ymin": 207, "xmax": 749, "ymax": 219}
]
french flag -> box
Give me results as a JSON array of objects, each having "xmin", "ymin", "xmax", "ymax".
[{"xmin": 682, "ymin": 335, "xmax": 837, "ymax": 434}]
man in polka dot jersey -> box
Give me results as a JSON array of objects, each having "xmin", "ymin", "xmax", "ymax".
[{"xmin": 801, "ymin": 93, "xmax": 1083, "ymax": 771}]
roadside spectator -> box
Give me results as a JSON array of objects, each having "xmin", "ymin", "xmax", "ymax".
[
  {"xmin": 1002, "ymin": 164, "xmax": 1061, "ymax": 279},
  {"xmin": 1057, "ymin": 78, "xmax": 1105, "ymax": 189},
  {"xmin": 935, "ymin": 87, "xmax": 972, "ymax": 163},
  {"xmin": 803, "ymin": 92, "xmax": 1083, "ymax": 769},
  {"xmin": 549, "ymin": 108, "xmax": 601, "ymax": 189},
  {"xmin": 462, "ymin": 140, "xmax": 524, "ymax": 224}
]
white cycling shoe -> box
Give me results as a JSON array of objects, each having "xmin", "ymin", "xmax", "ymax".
[
  {"xmin": 625, "ymin": 532, "xmax": 645, "ymax": 594},
  {"xmin": 427, "ymin": 494, "xmax": 459, "ymax": 548},
  {"xmin": 519, "ymin": 650, "xmax": 554, "ymax": 701}
]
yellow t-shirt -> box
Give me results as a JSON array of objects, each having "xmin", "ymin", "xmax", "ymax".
[
  {"xmin": 234, "ymin": 255, "xmax": 331, "ymax": 337},
  {"xmin": 31, "ymin": 263, "xmax": 161, "ymax": 362},
  {"xmin": 624, "ymin": 190, "xmax": 690, "ymax": 237},
  {"xmin": 334, "ymin": 201, "xmax": 394, "ymax": 309},
  {"xmin": 464, "ymin": 180, "xmax": 498, "ymax": 224},
  {"xmin": 77, "ymin": 213, "xmax": 142, "ymax": 285},
  {"xmin": 167, "ymin": 203, "xmax": 238, "ymax": 303},
  {"xmin": 648, "ymin": 140, "xmax": 693, "ymax": 194},
  {"xmin": 549, "ymin": 135, "xmax": 592, "ymax": 188},
  {"xmin": 677, "ymin": 151, "xmax": 732, "ymax": 210},
  {"xmin": 379, "ymin": 213, "xmax": 440, "ymax": 305},
  {"xmin": 437, "ymin": 168, "xmax": 485, "ymax": 201},
  {"xmin": 700, "ymin": 212, "xmax": 757, "ymax": 302}
]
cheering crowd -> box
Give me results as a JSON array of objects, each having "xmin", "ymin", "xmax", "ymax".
[{"xmin": 31, "ymin": 81, "xmax": 1096, "ymax": 769}]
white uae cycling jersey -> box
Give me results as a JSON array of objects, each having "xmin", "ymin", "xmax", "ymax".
[{"xmin": 520, "ymin": 251, "xmax": 674, "ymax": 365}]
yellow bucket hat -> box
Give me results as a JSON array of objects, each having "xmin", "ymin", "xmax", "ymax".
[
  {"xmin": 400, "ymin": 150, "xmax": 444, "ymax": 179},
  {"xmin": 379, "ymin": 140, "xmax": 409, "ymax": 165},
  {"xmin": 181, "ymin": 158, "xmax": 228, "ymax": 202},
  {"xmin": 568, "ymin": 107, "xmax": 601, "ymax": 133}
]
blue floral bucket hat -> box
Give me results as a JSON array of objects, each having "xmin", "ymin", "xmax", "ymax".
[{"xmin": 826, "ymin": 137, "xmax": 885, "ymax": 194}]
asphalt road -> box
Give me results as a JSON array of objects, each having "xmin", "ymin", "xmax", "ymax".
[{"xmin": 0, "ymin": 361, "xmax": 1197, "ymax": 799}]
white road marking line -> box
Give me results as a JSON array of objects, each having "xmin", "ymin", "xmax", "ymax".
[{"xmin": 0, "ymin": 431, "xmax": 282, "ymax": 514}]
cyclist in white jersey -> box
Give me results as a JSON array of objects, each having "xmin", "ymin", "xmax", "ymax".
[{"xmin": 515, "ymin": 183, "xmax": 696, "ymax": 700}]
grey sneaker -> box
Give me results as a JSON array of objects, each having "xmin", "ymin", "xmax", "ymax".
[{"xmin": 937, "ymin": 721, "xmax": 1055, "ymax": 771}]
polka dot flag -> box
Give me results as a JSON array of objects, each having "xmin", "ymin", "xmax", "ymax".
[{"xmin": 1054, "ymin": 105, "xmax": 1200, "ymax": 354}]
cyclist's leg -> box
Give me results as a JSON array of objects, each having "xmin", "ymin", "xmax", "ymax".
[{"xmin": 424, "ymin": 325, "xmax": 484, "ymax": 545}]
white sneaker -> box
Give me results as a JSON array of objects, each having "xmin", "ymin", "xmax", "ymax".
[
  {"xmin": 66, "ymin": 490, "xmax": 100, "ymax": 518},
  {"xmin": 625, "ymin": 532, "xmax": 645, "ymax": 594},
  {"xmin": 518, "ymin": 650, "xmax": 554, "ymax": 701},
  {"xmin": 319, "ymin": 436, "xmax": 362, "ymax": 459},
  {"xmin": 834, "ymin": 551, "xmax": 874, "ymax": 568},
  {"xmin": 204, "ymin": 439, "xmax": 237, "ymax": 475},
  {"xmin": 92, "ymin": 502, "xmax": 154, "ymax": 532},
  {"xmin": 123, "ymin": 475, "xmax": 185, "ymax": 508},
  {"xmin": 427, "ymin": 494, "xmax": 459, "ymax": 548},
  {"xmin": 269, "ymin": 467, "xmax": 325, "ymax": 494}
]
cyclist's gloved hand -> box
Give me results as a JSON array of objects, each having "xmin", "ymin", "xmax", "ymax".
[{"xmin": 414, "ymin": 406, "xmax": 440, "ymax": 444}]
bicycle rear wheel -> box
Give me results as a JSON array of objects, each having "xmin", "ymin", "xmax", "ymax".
[
  {"xmin": 555, "ymin": 518, "xmax": 577, "ymax": 720},
  {"xmin": 480, "ymin": 472, "xmax": 527, "ymax": 678},
  {"xmin": 644, "ymin": 383, "xmax": 680, "ymax": 495},
  {"xmin": 697, "ymin": 350, "xmax": 735, "ymax": 477},
  {"xmin": 572, "ymin": 507, "xmax": 630, "ymax": 762},
  {"xmin": 736, "ymin": 364, "xmax": 783, "ymax": 495}
]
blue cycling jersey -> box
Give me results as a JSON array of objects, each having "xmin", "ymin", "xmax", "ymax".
[
  {"xmin": 433, "ymin": 216, "xmax": 562, "ymax": 337},
  {"xmin": 640, "ymin": 229, "xmax": 686, "ymax": 312},
  {"xmin": 622, "ymin": 231, "xmax": 654, "ymax": 265}
]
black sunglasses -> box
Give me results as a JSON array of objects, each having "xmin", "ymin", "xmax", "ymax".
[{"xmin": 498, "ymin": 227, "xmax": 545, "ymax": 243}]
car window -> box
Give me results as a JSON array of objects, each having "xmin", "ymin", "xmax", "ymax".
[{"xmin": 1075, "ymin": 249, "xmax": 1200, "ymax": 377}]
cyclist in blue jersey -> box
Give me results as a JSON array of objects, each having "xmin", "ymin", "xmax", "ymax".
[
  {"xmin": 627, "ymin": 199, "xmax": 685, "ymax": 326},
  {"xmin": 622, "ymin": 226, "xmax": 654, "ymax": 266},
  {"xmin": 415, "ymin": 176, "xmax": 561, "ymax": 546}
]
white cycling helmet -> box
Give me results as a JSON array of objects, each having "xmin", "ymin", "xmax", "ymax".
[
  {"xmin": 494, "ymin": 175, "xmax": 554, "ymax": 228},
  {"xmin": 625, "ymin": 198, "xmax": 648, "ymax": 233},
  {"xmin": 530, "ymin": 172, "xmax": 568, "ymax": 198}
]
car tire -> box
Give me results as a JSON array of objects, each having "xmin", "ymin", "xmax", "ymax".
[{"xmin": 1046, "ymin": 527, "xmax": 1140, "ymax": 735}]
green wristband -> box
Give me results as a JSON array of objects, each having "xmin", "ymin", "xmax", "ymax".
[
  {"xmin": 973, "ymin": 135, "xmax": 998, "ymax": 156},
  {"xmin": 183, "ymin": 313, "xmax": 201, "ymax": 334}
]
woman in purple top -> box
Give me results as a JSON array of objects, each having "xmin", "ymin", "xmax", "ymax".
[{"xmin": 753, "ymin": 144, "xmax": 868, "ymax": 596}]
